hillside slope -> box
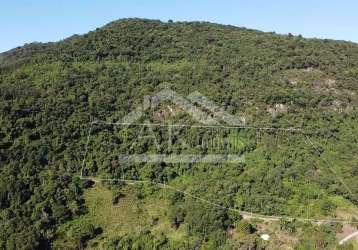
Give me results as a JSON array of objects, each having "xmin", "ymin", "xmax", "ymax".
[{"xmin": 0, "ymin": 18, "xmax": 358, "ymax": 249}]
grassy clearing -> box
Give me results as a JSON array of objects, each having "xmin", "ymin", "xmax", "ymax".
[{"xmin": 55, "ymin": 183, "xmax": 187, "ymax": 249}]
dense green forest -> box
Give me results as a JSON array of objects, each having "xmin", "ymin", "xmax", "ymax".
[{"xmin": 0, "ymin": 18, "xmax": 358, "ymax": 249}]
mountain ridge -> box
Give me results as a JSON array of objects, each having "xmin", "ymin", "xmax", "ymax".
[{"xmin": 0, "ymin": 18, "xmax": 357, "ymax": 249}]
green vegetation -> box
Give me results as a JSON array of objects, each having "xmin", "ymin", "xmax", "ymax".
[{"xmin": 0, "ymin": 18, "xmax": 358, "ymax": 249}]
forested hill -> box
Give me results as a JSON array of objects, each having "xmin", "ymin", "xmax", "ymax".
[{"xmin": 0, "ymin": 18, "xmax": 358, "ymax": 249}]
